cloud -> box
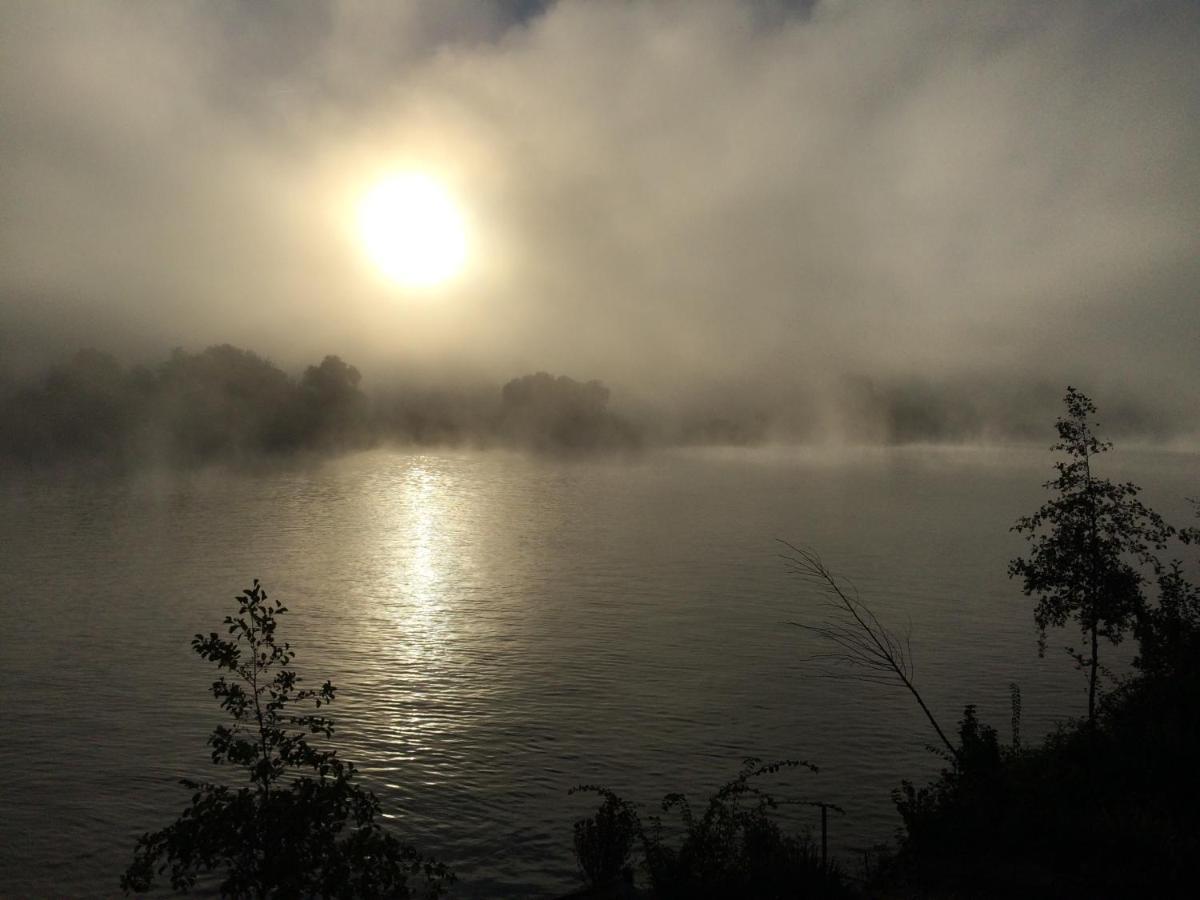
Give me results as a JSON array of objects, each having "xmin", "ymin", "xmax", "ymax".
[{"xmin": 2, "ymin": 0, "xmax": 1197, "ymax": 429}]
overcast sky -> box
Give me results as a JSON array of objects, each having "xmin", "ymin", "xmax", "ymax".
[{"xmin": 1, "ymin": 0, "xmax": 1197, "ymax": 426}]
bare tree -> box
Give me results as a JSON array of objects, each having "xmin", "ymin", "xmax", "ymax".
[{"xmin": 780, "ymin": 541, "xmax": 958, "ymax": 762}]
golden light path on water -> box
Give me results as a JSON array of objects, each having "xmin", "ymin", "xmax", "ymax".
[
  {"xmin": 396, "ymin": 462, "xmax": 454, "ymax": 649},
  {"xmin": 376, "ymin": 459, "xmax": 463, "ymax": 770}
]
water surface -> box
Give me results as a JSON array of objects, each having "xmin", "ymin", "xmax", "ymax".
[{"xmin": 1, "ymin": 445, "xmax": 1195, "ymax": 897}]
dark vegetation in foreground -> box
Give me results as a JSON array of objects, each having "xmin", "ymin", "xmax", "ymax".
[
  {"xmin": 874, "ymin": 390, "xmax": 1200, "ymax": 898},
  {"xmin": 569, "ymin": 763, "xmax": 853, "ymax": 900},
  {"xmin": 123, "ymin": 389, "xmax": 1199, "ymax": 898}
]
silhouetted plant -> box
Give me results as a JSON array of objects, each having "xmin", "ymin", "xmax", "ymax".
[
  {"xmin": 1136, "ymin": 498, "xmax": 1200, "ymax": 679},
  {"xmin": 573, "ymin": 759, "xmax": 851, "ymax": 899},
  {"xmin": 122, "ymin": 580, "xmax": 451, "ymax": 898},
  {"xmin": 891, "ymin": 705, "xmax": 1017, "ymax": 894},
  {"xmin": 568, "ymin": 786, "xmax": 640, "ymax": 889},
  {"xmin": 887, "ymin": 673, "xmax": 1200, "ymax": 899},
  {"xmin": 879, "ymin": 401, "xmax": 1200, "ymax": 898},
  {"xmin": 1008, "ymin": 682, "xmax": 1022, "ymax": 751},
  {"xmin": 781, "ymin": 542, "xmax": 958, "ymax": 761},
  {"xmin": 1009, "ymin": 386, "xmax": 1172, "ymax": 723}
]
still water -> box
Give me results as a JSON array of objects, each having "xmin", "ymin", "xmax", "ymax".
[{"xmin": 0, "ymin": 445, "xmax": 1195, "ymax": 897}]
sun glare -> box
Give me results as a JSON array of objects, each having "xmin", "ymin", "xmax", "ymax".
[{"xmin": 357, "ymin": 173, "xmax": 468, "ymax": 288}]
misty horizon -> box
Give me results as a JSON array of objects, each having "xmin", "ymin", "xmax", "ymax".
[
  {"xmin": 2, "ymin": 342, "xmax": 1195, "ymax": 465},
  {"xmin": 3, "ymin": 3, "xmax": 1199, "ymax": 898},
  {"xmin": 3, "ymin": 0, "xmax": 1198, "ymax": 434}
]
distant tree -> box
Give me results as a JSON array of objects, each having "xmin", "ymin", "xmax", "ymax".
[
  {"xmin": 499, "ymin": 372, "xmax": 639, "ymax": 451},
  {"xmin": 122, "ymin": 581, "xmax": 450, "ymax": 898},
  {"xmin": 153, "ymin": 345, "xmax": 301, "ymax": 458},
  {"xmin": 1008, "ymin": 387, "xmax": 1171, "ymax": 723},
  {"xmin": 1, "ymin": 348, "xmax": 141, "ymax": 463},
  {"xmin": 501, "ymin": 372, "xmax": 609, "ymax": 416},
  {"xmin": 299, "ymin": 355, "xmax": 369, "ymax": 445}
]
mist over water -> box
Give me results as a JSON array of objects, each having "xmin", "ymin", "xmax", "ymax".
[
  {"xmin": 2, "ymin": 1, "xmax": 1198, "ymax": 427},
  {"xmin": 1, "ymin": 445, "xmax": 1195, "ymax": 897},
  {"xmin": 2, "ymin": 344, "xmax": 1194, "ymax": 479},
  {"xmin": 3, "ymin": 1, "xmax": 1199, "ymax": 895}
]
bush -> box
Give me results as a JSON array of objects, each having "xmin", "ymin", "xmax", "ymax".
[
  {"xmin": 570, "ymin": 787, "xmax": 639, "ymax": 888},
  {"xmin": 572, "ymin": 760, "xmax": 852, "ymax": 899},
  {"xmin": 888, "ymin": 680, "xmax": 1200, "ymax": 898}
]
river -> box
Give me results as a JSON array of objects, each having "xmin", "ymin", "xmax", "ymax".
[{"xmin": 0, "ymin": 444, "xmax": 1194, "ymax": 897}]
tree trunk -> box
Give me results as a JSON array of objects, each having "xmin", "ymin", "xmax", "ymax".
[{"xmin": 1088, "ymin": 621, "xmax": 1099, "ymax": 724}]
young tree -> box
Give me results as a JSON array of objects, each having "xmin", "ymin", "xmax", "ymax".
[
  {"xmin": 122, "ymin": 581, "xmax": 451, "ymax": 898},
  {"xmin": 1008, "ymin": 387, "xmax": 1170, "ymax": 723}
]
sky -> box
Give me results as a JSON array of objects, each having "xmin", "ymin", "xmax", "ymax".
[{"xmin": 1, "ymin": 0, "xmax": 1197, "ymax": 431}]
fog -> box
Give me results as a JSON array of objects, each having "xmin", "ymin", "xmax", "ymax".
[{"xmin": 2, "ymin": 0, "xmax": 1198, "ymax": 440}]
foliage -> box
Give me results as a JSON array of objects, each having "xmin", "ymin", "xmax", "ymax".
[
  {"xmin": 569, "ymin": 787, "xmax": 640, "ymax": 888},
  {"xmin": 150, "ymin": 345, "xmax": 310, "ymax": 458},
  {"xmin": 572, "ymin": 759, "xmax": 852, "ymax": 900},
  {"xmin": 885, "ymin": 392, "xmax": 1200, "ymax": 897},
  {"xmin": 298, "ymin": 355, "xmax": 369, "ymax": 446},
  {"xmin": 498, "ymin": 371, "xmax": 640, "ymax": 452},
  {"xmin": 122, "ymin": 581, "xmax": 451, "ymax": 898},
  {"xmin": 0, "ymin": 345, "xmax": 372, "ymax": 467},
  {"xmin": 0, "ymin": 347, "xmax": 646, "ymax": 467},
  {"xmin": 0, "ymin": 349, "xmax": 143, "ymax": 463},
  {"xmin": 1136, "ymin": 498, "xmax": 1200, "ymax": 678},
  {"xmin": 887, "ymin": 671, "xmax": 1200, "ymax": 898},
  {"xmin": 891, "ymin": 706, "xmax": 1012, "ymax": 891},
  {"xmin": 1008, "ymin": 386, "xmax": 1171, "ymax": 721}
]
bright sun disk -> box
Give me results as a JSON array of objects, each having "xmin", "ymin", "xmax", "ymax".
[{"xmin": 358, "ymin": 173, "xmax": 467, "ymax": 288}]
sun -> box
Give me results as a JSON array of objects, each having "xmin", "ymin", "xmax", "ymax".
[{"xmin": 357, "ymin": 173, "xmax": 468, "ymax": 288}]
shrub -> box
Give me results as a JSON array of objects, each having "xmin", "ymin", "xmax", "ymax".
[
  {"xmin": 570, "ymin": 787, "xmax": 639, "ymax": 888},
  {"xmin": 122, "ymin": 580, "xmax": 451, "ymax": 898},
  {"xmin": 573, "ymin": 759, "xmax": 851, "ymax": 900}
]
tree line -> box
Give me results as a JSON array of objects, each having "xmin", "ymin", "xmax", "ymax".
[{"xmin": 0, "ymin": 346, "xmax": 640, "ymax": 468}]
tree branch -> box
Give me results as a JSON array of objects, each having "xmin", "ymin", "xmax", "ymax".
[{"xmin": 780, "ymin": 541, "xmax": 959, "ymax": 762}]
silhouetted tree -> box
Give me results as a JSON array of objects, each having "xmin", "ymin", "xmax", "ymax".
[
  {"xmin": 499, "ymin": 372, "xmax": 639, "ymax": 451},
  {"xmin": 1009, "ymin": 387, "xmax": 1171, "ymax": 723},
  {"xmin": 299, "ymin": 354, "xmax": 369, "ymax": 446},
  {"xmin": 153, "ymin": 345, "xmax": 302, "ymax": 458},
  {"xmin": 0, "ymin": 349, "xmax": 143, "ymax": 463},
  {"xmin": 122, "ymin": 581, "xmax": 450, "ymax": 898}
]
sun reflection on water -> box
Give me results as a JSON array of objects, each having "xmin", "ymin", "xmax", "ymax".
[{"xmin": 388, "ymin": 457, "xmax": 463, "ymax": 660}]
